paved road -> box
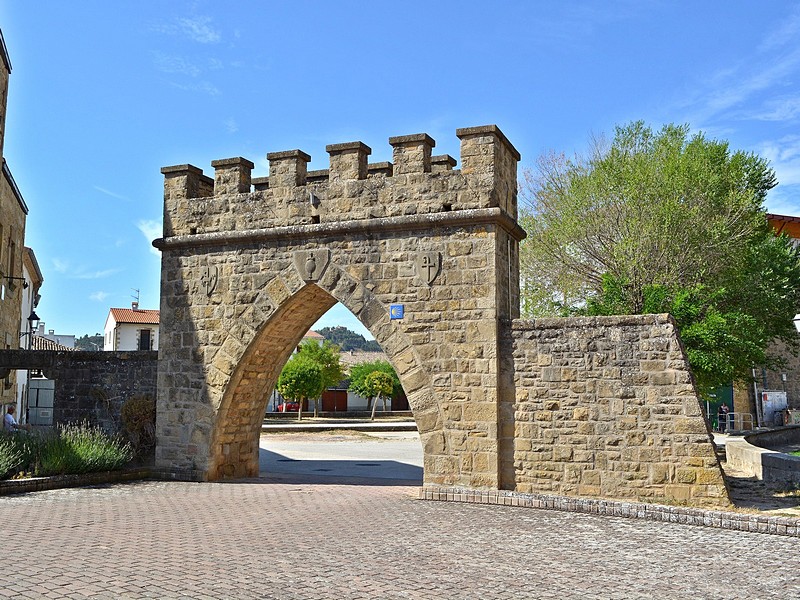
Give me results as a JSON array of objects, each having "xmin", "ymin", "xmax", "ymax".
[
  {"xmin": 259, "ymin": 431, "xmax": 423, "ymax": 481},
  {"xmin": 2, "ymin": 435, "xmax": 799, "ymax": 599}
]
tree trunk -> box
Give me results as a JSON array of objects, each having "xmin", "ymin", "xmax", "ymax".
[
  {"xmin": 313, "ymin": 397, "xmax": 319, "ymax": 418},
  {"xmin": 297, "ymin": 398, "xmax": 303, "ymax": 422},
  {"xmin": 370, "ymin": 396, "xmax": 378, "ymax": 421}
]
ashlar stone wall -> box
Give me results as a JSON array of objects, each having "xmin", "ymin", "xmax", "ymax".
[
  {"xmin": 155, "ymin": 124, "xmax": 731, "ymax": 508},
  {"xmin": 0, "ymin": 349, "xmax": 158, "ymax": 434},
  {"xmin": 155, "ymin": 126, "xmax": 523, "ymax": 487},
  {"xmin": 502, "ymin": 315, "xmax": 729, "ymax": 507}
]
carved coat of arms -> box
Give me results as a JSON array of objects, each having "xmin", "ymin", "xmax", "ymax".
[
  {"xmin": 415, "ymin": 252, "xmax": 441, "ymax": 285},
  {"xmin": 293, "ymin": 249, "xmax": 331, "ymax": 282},
  {"xmin": 201, "ymin": 266, "xmax": 219, "ymax": 296}
]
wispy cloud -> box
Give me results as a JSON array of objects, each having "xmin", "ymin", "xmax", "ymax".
[
  {"xmin": 705, "ymin": 49, "xmax": 800, "ymax": 116},
  {"xmin": 150, "ymin": 15, "xmax": 221, "ymax": 44},
  {"xmin": 746, "ymin": 96, "xmax": 800, "ymax": 123},
  {"xmin": 168, "ymin": 80, "xmax": 220, "ymax": 96},
  {"xmin": 52, "ymin": 258, "xmax": 69, "ymax": 274},
  {"xmin": 177, "ymin": 16, "xmax": 220, "ymax": 44},
  {"xmin": 224, "ymin": 117, "xmax": 239, "ymax": 133},
  {"xmin": 89, "ymin": 291, "xmax": 110, "ymax": 302},
  {"xmin": 137, "ymin": 220, "xmax": 162, "ymax": 257},
  {"xmin": 759, "ymin": 135, "xmax": 800, "ymax": 186},
  {"xmin": 75, "ymin": 268, "xmax": 122, "ymax": 280},
  {"xmin": 52, "ymin": 257, "xmax": 121, "ymax": 280},
  {"xmin": 758, "ymin": 6, "xmax": 800, "ymax": 52},
  {"xmin": 93, "ymin": 186, "xmax": 128, "ymax": 201},
  {"xmin": 151, "ymin": 51, "xmax": 201, "ymax": 77},
  {"xmin": 675, "ymin": 10, "xmax": 800, "ymax": 128}
]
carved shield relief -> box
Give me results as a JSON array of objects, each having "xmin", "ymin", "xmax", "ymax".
[
  {"xmin": 201, "ymin": 266, "xmax": 219, "ymax": 296},
  {"xmin": 293, "ymin": 249, "xmax": 331, "ymax": 282},
  {"xmin": 415, "ymin": 251, "xmax": 441, "ymax": 285}
]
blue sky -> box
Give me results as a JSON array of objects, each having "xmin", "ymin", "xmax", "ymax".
[{"xmin": 2, "ymin": 1, "xmax": 800, "ymax": 339}]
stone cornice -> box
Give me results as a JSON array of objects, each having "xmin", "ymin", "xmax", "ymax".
[{"xmin": 153, "ymin": 207, "xmax": 527, "ymax": 251}]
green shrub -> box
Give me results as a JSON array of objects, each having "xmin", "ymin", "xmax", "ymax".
[
  {"xmin": 120, "ymin": 394, "xmax": 156, "ymax": 459},
  {"xmin": 0, "ymin": 423, "xmax": 132, "ymax": 479},
  {"xmin": 0, "ymin": 433, "xmax": 25, "ymax": 478}
]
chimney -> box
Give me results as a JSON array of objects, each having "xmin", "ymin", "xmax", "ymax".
[{"xmin": 132, "ymin": 301, "xmax": 139, "ymax": 310}]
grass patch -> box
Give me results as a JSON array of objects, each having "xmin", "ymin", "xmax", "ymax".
[
  {"xmin": 791, "ymin": 450, "xmax": 800, "ymax": 457},
  {"xmin": 0, "ymin": 422, "xmax": 132, "ymax": 479}
]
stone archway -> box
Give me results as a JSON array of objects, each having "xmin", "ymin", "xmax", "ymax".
[
  {"xmin": 154, "ymin": 126, "xmax": 523, "ymax": 488},
  {"xmin": 154, "ymin": 125, "xmax": 730, "ymax": 507},
  {"xmin": 207, "ymin": 271, "xmax": 443, "ymax": 481}
]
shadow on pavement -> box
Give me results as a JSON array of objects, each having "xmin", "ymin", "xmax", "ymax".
[{"xmin": 255, "ymin": 447, "xmax": 423, "ymax": 487}]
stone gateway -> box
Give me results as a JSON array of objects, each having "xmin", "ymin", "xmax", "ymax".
[{"xmin": 154, "ymin": 125, "xmax": 729, "ymax": 507}]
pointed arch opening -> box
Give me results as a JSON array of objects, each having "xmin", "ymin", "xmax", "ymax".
[{"xmin": 208, "ymin": 279, "xmax": 443, "ymax": 481}]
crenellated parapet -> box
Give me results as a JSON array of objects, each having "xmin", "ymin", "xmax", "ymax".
[{"xmin": 160, "ymin": 125, "xmax": 520, "ymax": 238}]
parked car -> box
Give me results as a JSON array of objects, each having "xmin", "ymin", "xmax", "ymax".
[{"xmin": 277, "ymin": 401, "xmax": 300, "ymax": 412}]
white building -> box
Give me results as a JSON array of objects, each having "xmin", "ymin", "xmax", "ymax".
[
  {"xmin": 104, "ymin": 302, "xmax": 159, "ymax": 351},
  {"xmin": 15, "ymin": 246, "xmax": 43, "ymax": 420},
  {"xmin": 34, "ymin": 322, "xmax": 75, "ymax": 348}
]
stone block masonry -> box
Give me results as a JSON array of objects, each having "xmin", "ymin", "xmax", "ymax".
[
  {"xmin": 156, "ymin": 126, "xmax": 523, "ymax": 487},
  {"xmin": 501, "ymin": 315, "xmax": 729, "ymax": 507},
  {"xmin": 0, "ymin": 350, "xmax": 158, "ymax": 434},
  {"xmin": 154, "ymin": 124, "xmax": 730, "ymax": 508}
]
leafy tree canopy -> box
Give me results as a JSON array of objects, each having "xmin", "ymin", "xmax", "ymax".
[
  {"xmin": 364, "ymin": 371, "xmax": 393, "ymax": 400},
  {"xmin": 75, "ymin": 334, "xmax": 103, "ymax": 351},
  {"xmin": 296, "ymin": 340, "xmax": 344, "ymax": 390},
  {"xmin": 520, "ymin": 121, "xmax": 800, "ymax": 395},
  {"xmin": 276, "ymin": 355, "xmax": 324, "ymax": 403},
  {"xmin": 348, "ymin": 360, "xmax": 401, "ymax": 399},
  {"xmin": 316, "ymin": 326, "xmax": 381, "ymax": 352}
]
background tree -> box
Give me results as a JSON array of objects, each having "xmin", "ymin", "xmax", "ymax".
[
  {"xmin": 75, "ymin": 333, "xmax": 104, "ymax": 351},
  {"xmin": 520, "ymin": 121, "xmax": 800, "ymax": 395},
  {"xmin": 364, "ymin": 371, "xmax": 393, "ymax": 419},
  {"xmin": 295, "ymin": 340, "xmax": 343, "ymax": 417},
  {"xmin": 348, "ymin": 360, "xmax": 401, "ymax": 409},
  {"xmin": 276, "ymin": 355, "xmax": 324, "ymax": 421},
  {"xmin": 316, "ymin": 326, "xmax": 381, "ymax": 351}
]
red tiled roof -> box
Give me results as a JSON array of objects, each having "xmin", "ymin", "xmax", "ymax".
[
  {"xmin": 32, "ymin": 336, "xmax": 76, "ymax": 351},
  {"xmin": 109, "ymin": 308, "xmax": 160, "ymax": 325},
  {"xmin": 304, "ymin": 330, "xmax": 324, "ymax": 339}
]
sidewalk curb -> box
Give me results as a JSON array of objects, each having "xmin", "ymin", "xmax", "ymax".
[
  {"xmin": 420, "ymin": 486, "xmax": 800, "ymax": 538},
  {"xmin": 261, "ymin": 422, "xmax": 418, "ymax": 433}
]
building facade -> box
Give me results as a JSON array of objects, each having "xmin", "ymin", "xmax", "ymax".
[
  {"xmin": 0, "ymin": 29, "xmax": 30, "ymax": 409},
  {"xmin": 104, "ymin": 302, "xmax": 160, "ymax": 351}
]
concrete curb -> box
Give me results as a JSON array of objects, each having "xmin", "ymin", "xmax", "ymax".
[
  {"xmin": 419, "ymin": 486, "xmax": 800, "ymax": 538},
  {"xmin": 0, "ymin": 468, "xmax": 151, "ymax": 496},
  {"xmin": 261, "ymin": 422, "xmax": 418, "ymax": 433}
]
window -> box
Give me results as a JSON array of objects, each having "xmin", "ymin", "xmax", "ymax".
[{"xmin": 138, "ymin": 329, "xmax": 151, "ymax": 351}]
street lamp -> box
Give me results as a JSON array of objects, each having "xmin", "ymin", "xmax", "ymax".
[{"xmin": 20, "ymin": 310, "xmax": 40, "ymax": 348}]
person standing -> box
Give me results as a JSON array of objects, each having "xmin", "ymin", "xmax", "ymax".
[{"xmin": 717, "ymin": 403, "xmax": 729, "ymax": 433}]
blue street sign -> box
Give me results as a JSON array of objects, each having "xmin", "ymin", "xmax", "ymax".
[{"xmin": 390, "ymin": 304, "xmax": 404, "ymax": 320}]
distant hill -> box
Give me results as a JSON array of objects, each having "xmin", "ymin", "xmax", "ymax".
[
  {"xmin": 75, "ymin": 334, "xmax": 104, "ymax": 351},
  {"xmin": 316, "ymin": 326, "xmax": 381, "ymax": 352}
]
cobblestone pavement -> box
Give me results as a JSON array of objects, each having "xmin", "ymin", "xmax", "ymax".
[{"xmin": 3, "ymin": 474, "xmax": 799, "ymax": 599}]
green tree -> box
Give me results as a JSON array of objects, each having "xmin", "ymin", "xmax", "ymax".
[
  {"xmin": 348, "ymin": 360, "xmax": 401, "ymax": 409},
  {"xmin": 276, "ymin": 355, "xmax": 324, "ymax": 421},
  {"xmin": 316, "ymin": 326, "xmax": 381, "ymax": 351},
  {"xmin": 364, "ymin": 371, "xmax": 394, "ymax": 418},
  {"xmin": 296, "ymin": 340, "xmax": 343, "ymax": 416},
  {"xmin": 75, "ymin": 334, "xmax": 104, "ymax": 351},
  {"xmin": 521, "ymin": 121, "xmax": 800, "ymax": 395}
]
